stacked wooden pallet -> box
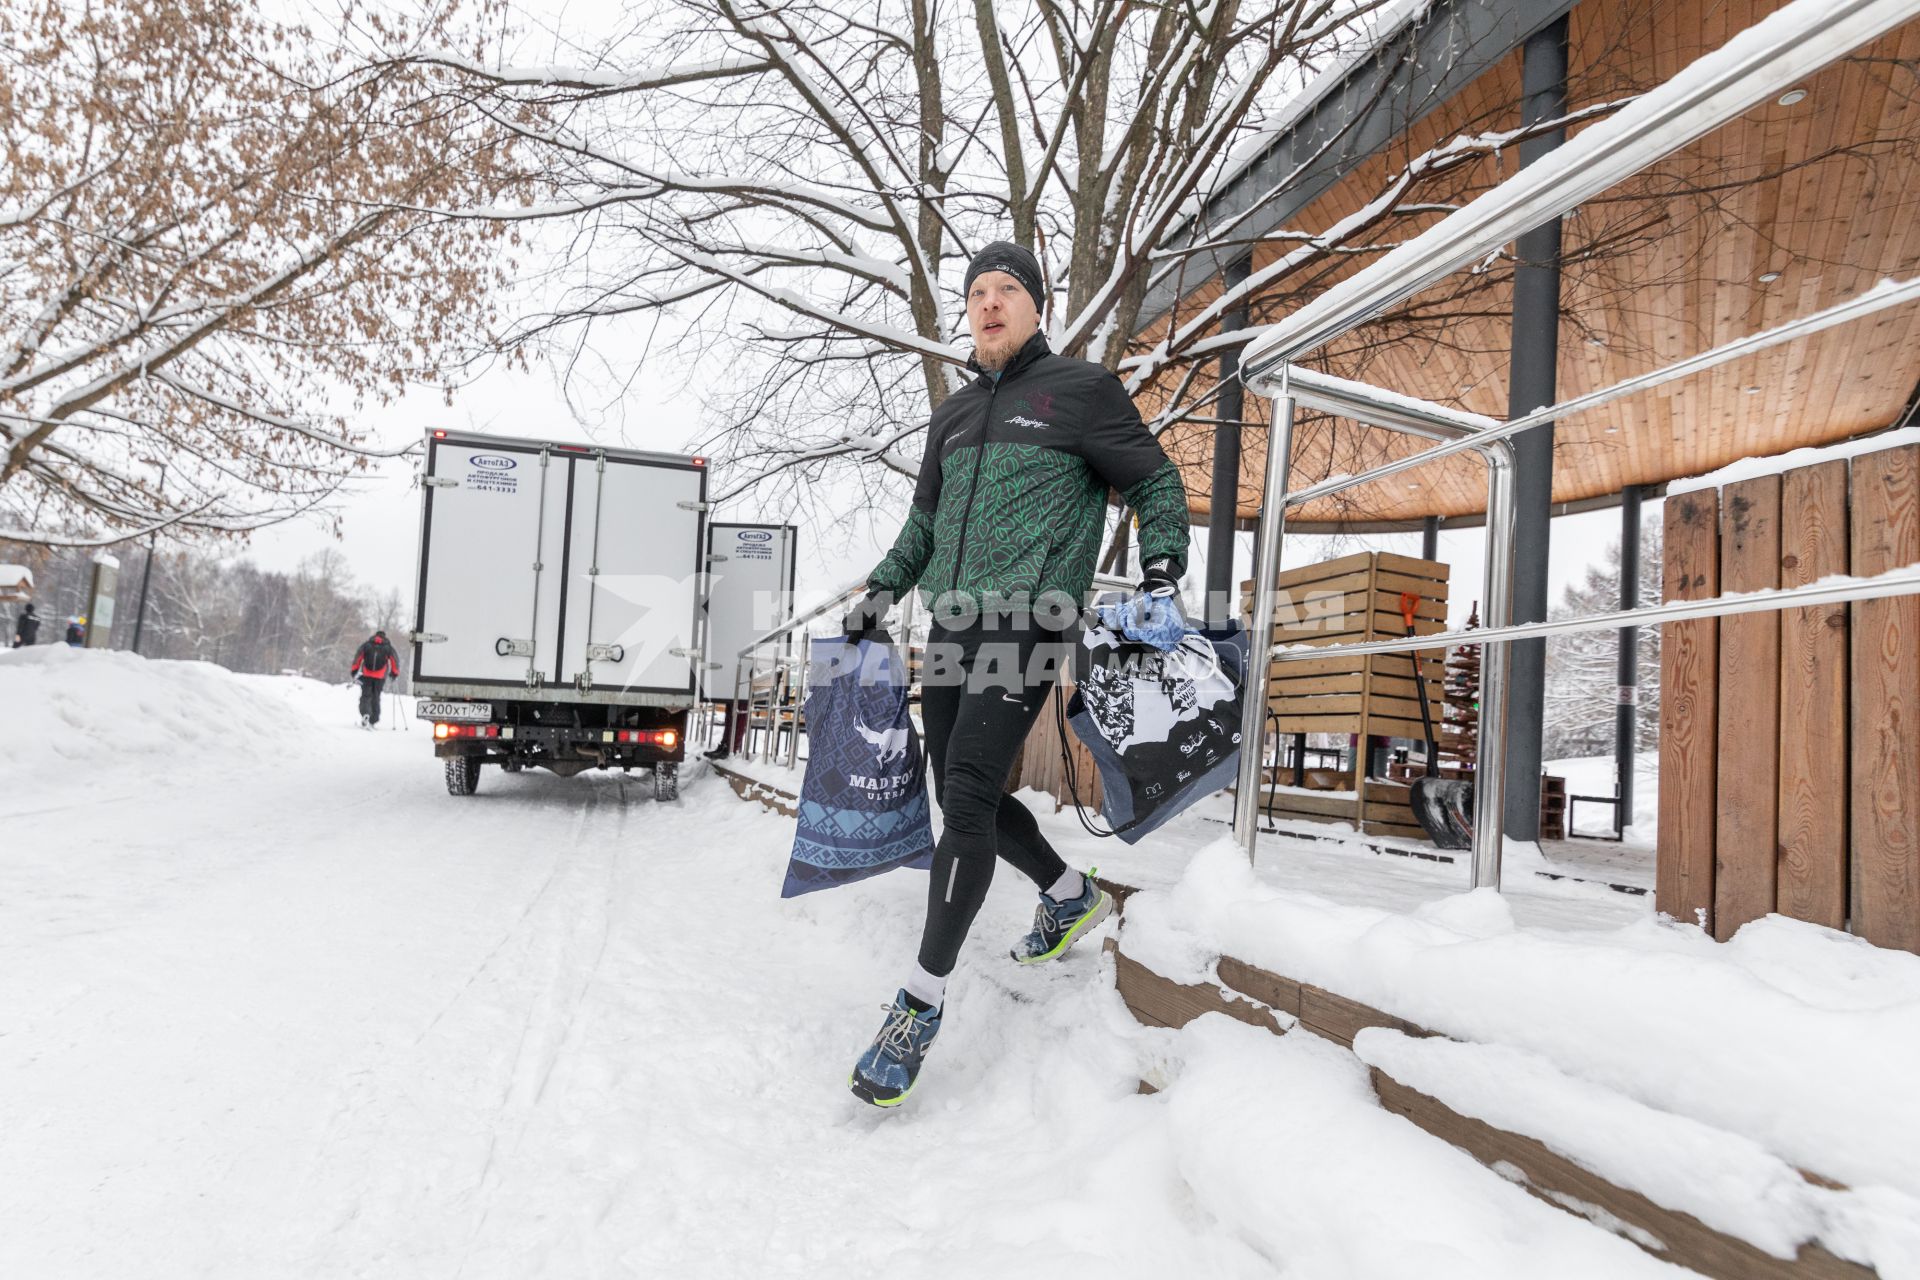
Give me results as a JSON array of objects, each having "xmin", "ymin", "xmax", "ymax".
[
  {"xmin": 1242, "ymin": 551, "xmax": 1449, "ymax": 838},
  {"xmin": 1259, "ymin": 778, "xmax": 1428, "ymax": 842},
  {"xmin": 1538, "ymin": 773, "xmax": 1568, "ymax": 840}
]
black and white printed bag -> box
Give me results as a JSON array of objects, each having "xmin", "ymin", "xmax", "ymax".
[{"xmin": 1064, "ymin": 617, "xmax": 1248, "ymax": 843}]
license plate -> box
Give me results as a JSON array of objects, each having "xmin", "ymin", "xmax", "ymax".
[{"xmin": 419, "ymin": 700, "xmax": 492, "ymax": 723}]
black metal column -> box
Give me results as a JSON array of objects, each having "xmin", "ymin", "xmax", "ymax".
[
  {"xmin": 1502, "ymin": 16, "xmax": 1570, "ymax": 841},
  {"xmin": 1206, "ymin": 255, "xmax": 1254, "ymax": 626},
  {"xmin": 1421, "ymin": 515, "xmax": 1440, "ymax": 562},
  {"xmin": 1615, "ymin": 484, "xmax": 1642, "ymax": 834}
]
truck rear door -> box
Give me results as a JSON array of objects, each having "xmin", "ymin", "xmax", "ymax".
[
  {"xmin": 555, "ymin": 452, "xmax": 708, "ymax": 697},
  {"xmin": 704, "ymin": 523, "xmax": 798, "ymax": 702},
  {"xmin": 415, "ymin": 436, "xmax": 567, "ymax": 688}
]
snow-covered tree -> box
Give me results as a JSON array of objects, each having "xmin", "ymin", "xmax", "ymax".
[
  {"xmin": 1542, "ymin": 524, "xmax": 1661, "ymax": 761},
  {"xmin": 403, "ymin": 0, "xmax": 1645, "ymax": 516},
  {"xmin": 0, "ymin": 0, "xmax": 515, "ymax": 545}
]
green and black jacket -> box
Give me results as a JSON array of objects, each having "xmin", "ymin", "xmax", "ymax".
[{"xmin": 868, "ymin": 332, "xmax": 1190, "ymax": 609}]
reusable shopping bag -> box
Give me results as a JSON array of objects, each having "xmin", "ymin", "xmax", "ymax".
[
  {"xmin": 781, "ymin": 635, "xmax": 935, "ymax": 896},
  {"xmin": 1065, "ymin": 618, "xmax": 1248, "ymax": 843}
]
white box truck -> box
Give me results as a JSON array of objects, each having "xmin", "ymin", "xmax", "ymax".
[{"xmin": 408, "ymin": 429, "xmax": 710, "ymax": 800}]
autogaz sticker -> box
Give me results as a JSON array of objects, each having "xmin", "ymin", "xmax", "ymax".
[
  {"xmin": 464, "ymin": 453, "xmax": 519, "ymax": 494},
  {"xmin": 732, "ymin": 529, "xmax": 775, "ymax": 560}
]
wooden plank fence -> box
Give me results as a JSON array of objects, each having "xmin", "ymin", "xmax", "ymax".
[{"xmin": 1660, "ymin": 444, "xmax": 1920, "ymax": 953}]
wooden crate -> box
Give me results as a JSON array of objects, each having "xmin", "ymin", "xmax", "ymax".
[
  {"xmin": 1244, "ymin": 551, "xmax": 1449, "ymax": 742},
  {"xmin": 1243, "ymin": 552, "xmax": 1450, "ymax": 835},
  {"xmin": 1538, "ymin": 774, "xmax": 1567, "ymax": 841}
]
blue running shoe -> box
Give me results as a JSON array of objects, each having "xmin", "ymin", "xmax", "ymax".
[
  {"xmin": 1012, "ymin": 872, "xmax": 1114, "ymax": 964},
  {"xmin": 849, "ymin": 990, "xmax": 942, "ymax": 1107}
]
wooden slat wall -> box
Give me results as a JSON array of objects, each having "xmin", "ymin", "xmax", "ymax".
[
  {"xmin": 1777, "ymin": 461, "xmax": 1849, "ymax": 929},
  {"xmin": 1015, "ymin": 683, "xmax": 1103, "ymax": 816},
  {"xmin": 1849, "ymin": 446, "xmax": 1920, "ymax": 952},
  {"xmin": 1714, "ymin": 476, "xmax": 1783, "ymax": 940},
  {"xmin": 1664, "ymin": 446, "xmax": 1920, "ymax": 955},
  {"xmin": 1659, "ymin": 491, "xmax": 1720, "ymax": 930}
]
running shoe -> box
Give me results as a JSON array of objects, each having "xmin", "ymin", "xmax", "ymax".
[
  {"xmin": 849, "ymin": 990, "xmax": 942, "ymax": 1107},
  {"xmin": 1011, "ymin": 872, "xmax": 1113, "ymax": 964}
]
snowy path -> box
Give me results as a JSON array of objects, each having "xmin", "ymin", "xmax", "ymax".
[{"xmin": 1, "ymin": 652, "xmax": 1688, "ymax": 1279}]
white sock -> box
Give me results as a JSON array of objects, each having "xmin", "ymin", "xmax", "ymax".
[
  {"xmin": 903, "ymin": 963, "xmax": 947, "ymax": 1011},
  {"xmin": 1045, "ymin": 867, "xmax": 1085, "ymax": 902}
]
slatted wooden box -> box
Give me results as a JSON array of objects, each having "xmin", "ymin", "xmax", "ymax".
[
  {"xmin": 1240, "ymin": 552, "xmax": 1450, "ymax": 840},
  {"xmin": 1243, "ymin": 551, "xmax": 1449, "ymax": 742}
]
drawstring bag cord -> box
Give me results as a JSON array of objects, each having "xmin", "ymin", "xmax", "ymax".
[{"xmin": 1053, "ymin": 681, "xmax": 1114, "ymax": 840}]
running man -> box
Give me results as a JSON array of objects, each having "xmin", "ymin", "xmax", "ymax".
[{"xmin": 843, "ymin": 241, "xmax": 1191, "ymax": 1106}]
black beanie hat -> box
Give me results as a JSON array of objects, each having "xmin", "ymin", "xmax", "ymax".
[{"xmin": 964, "ymin": 241, "xmax": 1045, "ymax": 313}]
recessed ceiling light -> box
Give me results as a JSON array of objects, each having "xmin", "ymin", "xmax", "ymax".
[
  {"xmin": 1407, "ymin": 483, "xmax": 1420, "ymax": 490},
  {"xmin": 1587, "ymin": 337, "xmax": 1606, "ymax": 347},
  {"xmin": 1604, "ymin": 426, "xmax": 1619, "ymax": 434},
  {"xmin": 1458, "ymin": 384, "xmax": 1474, "ymax": 394},
  {"xmin": 1758, "ymin": 271, "xmax": 1782, "ymax": 283},
  {"xmin": 1745, "ymin": 386, "xmax": 1763, "ymax": 394},
  {"xmin": 1778, "ymin": 88, "xmax": 1808, "ymax": 107}
]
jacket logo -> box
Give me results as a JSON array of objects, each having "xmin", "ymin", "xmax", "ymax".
[{"xmin": 1007, "ymin": 415, "xmax": 1049, "ymax": 430}]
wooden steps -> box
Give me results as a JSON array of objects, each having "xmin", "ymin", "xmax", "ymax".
[
  {"xmin": 708, "ymin": 759, "xmax": 799, "ymax": 817},
  {"xmin": 1108, "ymin": 931, "xmax": 1877, "ymax": 1279}
]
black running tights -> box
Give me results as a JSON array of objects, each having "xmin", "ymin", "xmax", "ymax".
[{"xmin": 916, "ymin": 622, "xmax": 1069, "ymax": 978}]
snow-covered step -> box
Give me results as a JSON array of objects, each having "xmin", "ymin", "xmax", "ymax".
[
  {"xmin": 1111, "ymin": 937, "xmax": 1908, "ymax": 1279},
  {"xmin": 1356, "ymin": 1030, "xmax": 1910, "ymax": 1280},
  {"xmin": 710, "ymin": 757, "xmax": 800, "ymax": 817}
]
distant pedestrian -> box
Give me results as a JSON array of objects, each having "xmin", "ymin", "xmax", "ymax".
[
  {"xmin": 64, "ymin": 616, "xmax": 86, "ymax": 647},
  {"xmin": 350, "ymin": 630, "xmax": 400, "ymax": 727},
  {"xmin": 11, "ymin": 603, "xmax": 38, "ymax": 648}
]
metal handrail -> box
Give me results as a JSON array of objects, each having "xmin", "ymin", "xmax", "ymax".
[
  {"xmin": 723, "ymin": 578, "xmax": 866, "ymax": 763},
  {"xmin": 1272, "ymin": 561, "xmax": 1920, "ymax": 659},
  {"xmin": 1271, "ymin": 278, "xmax": 1920, "ymax": 510},
  {"xmin": 1233, "ymin": 370, "xmax": 1516, "ymax": 885},
  {"xmin": 734, "ymin": 577, "xmax": 868, "ymax": 666},
  {"xmin": 1227, "ymin": 0, "xmax": 1913, "ymax": 888}
]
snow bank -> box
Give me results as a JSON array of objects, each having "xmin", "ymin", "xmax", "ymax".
[
  {"xmin": 1154, "ymin": 1016, "xmax": 1676, "ymax": 1278},
  {"xmin": 1353, "ymin": 1030, "xmax": 1920, "ymax": 1274},
  {"xmin": 1121, "ymin": 839, "xmax": 1920, "ymax": 1206},
  {"xmin": 0, "ymin": 646, "xmax": 357, "ymax": 806}
]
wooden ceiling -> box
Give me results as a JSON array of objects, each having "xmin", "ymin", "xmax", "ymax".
[{"xmin": 1146, "ymin": 0, "xmax": 1920, "ymax": 525}]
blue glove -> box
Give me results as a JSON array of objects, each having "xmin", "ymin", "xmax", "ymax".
[{"xmin": 1099, "ymin": 560, "xmax": 1186, "ymax": 651}]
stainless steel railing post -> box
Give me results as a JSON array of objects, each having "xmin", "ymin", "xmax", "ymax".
[
  {"xmin": 1470, "ymin": 440, "xmax": 1517, "ymax": 888},
  {"xmin": 1234, "ymin": 382, "xmax": 1298, "ymax": 861}
]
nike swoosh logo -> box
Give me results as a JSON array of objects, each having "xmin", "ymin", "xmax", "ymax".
[{"xmin": 1000, "ymin": 693, "xmax": 1024, "ymax": 703}]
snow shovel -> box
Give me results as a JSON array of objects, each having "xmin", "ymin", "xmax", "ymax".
[{"xmin": 1399, "ymin": 592, "xmax": 1473, "ymax": 851}]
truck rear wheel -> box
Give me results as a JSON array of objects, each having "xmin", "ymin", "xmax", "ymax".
[
  {"xmin": 654, "ymin": 763, "xmax": 679, "ymax": 802},
  {"xmin": 445, "ymin": 755, "xmax": 482, "ymax": 796}
]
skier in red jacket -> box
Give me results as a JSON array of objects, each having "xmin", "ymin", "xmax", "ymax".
[{"xmin": 350, "ymin": 631, "xmax": 400, "ymax": 727}]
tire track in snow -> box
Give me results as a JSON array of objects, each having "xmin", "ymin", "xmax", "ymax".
[{"xmin": 452, "ymin": 776, "xmax": 642, "ymax": 1277}]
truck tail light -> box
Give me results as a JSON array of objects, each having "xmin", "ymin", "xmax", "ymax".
[
  {"xmin": 435, "ymin": 723, "xmax": 499, "ymax": 739},
  {"xmin": 434, "ymin": 722, "xmax": 451, "ymax": 739},
  {"xmin": 613, "ymin": 729, "xmax": 679, "ymax": 746}
]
